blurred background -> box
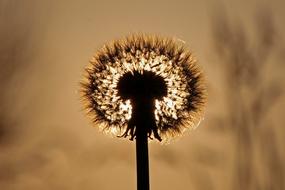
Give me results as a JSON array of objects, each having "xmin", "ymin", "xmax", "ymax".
[{"xmin": 0, "ymin": 0, "xmax": 284, "ymax": 189}]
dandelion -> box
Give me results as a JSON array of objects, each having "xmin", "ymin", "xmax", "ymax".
[
  {"xmin": 81, "ymin": 34, "xmax": 206, "ymax": 143},
  {"xmin": 81, "ymin": 34, "xmax": 206, "ymax": 190}
]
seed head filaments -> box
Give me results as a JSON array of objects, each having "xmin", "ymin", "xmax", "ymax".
[{"xmin": 81, "ymin": 34, "xmax": 206, "ymax": 143}]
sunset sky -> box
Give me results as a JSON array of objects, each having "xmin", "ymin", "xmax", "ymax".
[{"xmin": 0, "ymin": 0, "xmax": 284, "ymax": 189}]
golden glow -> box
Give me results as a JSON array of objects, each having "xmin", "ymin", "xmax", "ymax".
[
  {"xmin": 82, "ymin": 34, "xmax": 206, "ymax": 142},
  {"xmin": 92, "ymin": 52, "xmax": 190, "ymax": 134}
]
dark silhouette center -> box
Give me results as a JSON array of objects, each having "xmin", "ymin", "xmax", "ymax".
[
  {"xmin": 117, "ymin": 70, "xmax": 167, "ymax": 141},
  {"xmin": 118, "ymin": 71, "xmax": 167, "ymax": 101}
]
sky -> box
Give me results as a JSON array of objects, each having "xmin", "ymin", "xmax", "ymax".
[{"xmin": 0, "ymin": 0, "xmax": 284, "ymax": 190}]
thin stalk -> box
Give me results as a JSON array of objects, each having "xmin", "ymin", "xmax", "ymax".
[{"xmin": 136, "ymin": 125, "xmax": 150, "ymax": 190}]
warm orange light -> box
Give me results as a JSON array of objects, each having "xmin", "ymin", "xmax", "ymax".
[{"xmin": 81, "ymin": 34, "xmax": 206, "ymax": 143}]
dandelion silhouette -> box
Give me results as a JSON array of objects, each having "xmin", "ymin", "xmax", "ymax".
[{"xmin": 81, "ymin": 34, "xmax": 206, "ymax": 190}]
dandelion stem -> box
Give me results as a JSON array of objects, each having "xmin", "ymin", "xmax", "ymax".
[{"xmin": 136, "ymin": 124, "xmax": 150, "ymax": 190}]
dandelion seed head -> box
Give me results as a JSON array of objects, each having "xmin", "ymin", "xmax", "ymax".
[{"xmin": 81, "ymin": 34, "xmax": 206, "ymax": 143}]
